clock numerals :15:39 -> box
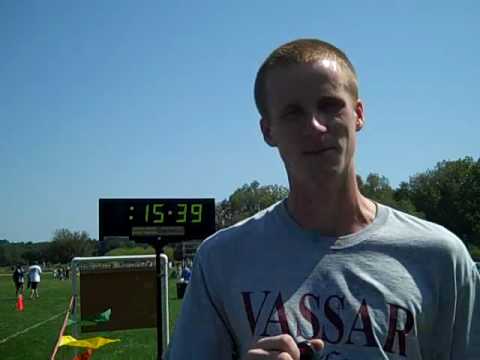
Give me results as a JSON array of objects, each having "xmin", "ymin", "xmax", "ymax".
[{"xmin": 144, "ymin": 203, "xmax": 203, "ymax": 224}]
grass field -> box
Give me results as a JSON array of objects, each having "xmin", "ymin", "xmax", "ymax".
[{"xmin": 0, "ymin": 273, "xmax": 183, "ymax": 359}]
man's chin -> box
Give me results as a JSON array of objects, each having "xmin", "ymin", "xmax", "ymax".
[{"xmin": 295, "ymin": 164, "xmax": 344, "ymax": 183}]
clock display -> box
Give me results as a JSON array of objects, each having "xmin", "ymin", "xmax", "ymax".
[
  {"xmin": 99, "ymin": 198, "xmax": 215, "ymax": 243},
  {"xmin": 141, "ymin": 203, "xmax": 203, "ymax": 224}
]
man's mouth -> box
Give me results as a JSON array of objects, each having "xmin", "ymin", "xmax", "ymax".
[{"xmin": 302, "ymin": 147, "xmax": 336, "ymax": 155}]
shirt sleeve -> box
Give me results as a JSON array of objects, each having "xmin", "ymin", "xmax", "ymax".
[
  {"xmin": 451, "ymin": 263, "xmax": 480, "ymax": 359},
  {"xmin": 164, "ymin": 253, "xmax": 237, "ymax": 360}
]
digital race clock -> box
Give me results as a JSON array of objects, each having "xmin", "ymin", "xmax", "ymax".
[{"xmin": 99, "ymin": 198, "xmax": 216, "ymax": 243}]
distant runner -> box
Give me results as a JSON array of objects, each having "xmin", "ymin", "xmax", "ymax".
[
  {"xmin": 28, "ymin": 262, "xmax": 42, "ymax": 299},
  {"xmin": 12, "ymin": 265, "xmax": 25, "ymax": 296}
]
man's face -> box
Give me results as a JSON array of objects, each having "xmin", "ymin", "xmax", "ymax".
[{"xmin": 260, "ymin": 60, "xmax": 364, "ymax": 184}]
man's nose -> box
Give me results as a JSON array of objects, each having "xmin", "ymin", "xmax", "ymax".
[{"xmin": 307, "ymin": 113, "xmax": 328, "ymax": 133}]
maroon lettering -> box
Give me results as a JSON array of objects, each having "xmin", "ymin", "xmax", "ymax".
[
  {"xmin": 322, "ymin": 295, "xmax": 345, "ymax": 344},
  {"xmin": 346, "ymin": 299, "xmax": 376, "ymax": 347},
  {"xmin": 296, "ymin": 293, "xmax": 320, "ymax": 339},
  {"xmin": 241, "ymin": 291, "xmax": 271, "ymax": 335},
  {"xmin": 383, "ymin": 303, "xmax": 414, "ymax": 356},
  {"xmin": 261, "ymin": 292, "xmax": 291, "ymax": 336}
]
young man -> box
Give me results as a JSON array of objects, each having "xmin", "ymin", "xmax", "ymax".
[
  {"xmin": 12, "ymin": 265, "xmax": 25, "ymax": 297},
  {"xmin": 28, "ymin": 262, "xmax": 42, "ymax": 299},
  {"xmin": 165, "ymin": 39, "xmax": 480, "ymax": 359}
]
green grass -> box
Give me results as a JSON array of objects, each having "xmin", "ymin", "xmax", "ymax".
[{"xmin": 0, "ymin": 273, "xmax": 183, "ymax": 359}]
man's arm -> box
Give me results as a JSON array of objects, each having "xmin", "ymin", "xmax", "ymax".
[
  {"xmin": 165, "ymin": 254, "xmax": 236, "ymax": 359},
  {"xmin": 451, "ymin": 264, "xmax": 480, "ymax": 359}
]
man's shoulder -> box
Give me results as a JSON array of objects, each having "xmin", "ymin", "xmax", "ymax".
[
  {"xmin": 385, "ymin": 205, "xmax": 452, "ymax": 233},
  {"xmin": 196, "ymin": 200, "xmax": 283, "ymax": 258},
  {"xmin": 380, "ymin": 204, "xmax": 470, "ymax": 258}
]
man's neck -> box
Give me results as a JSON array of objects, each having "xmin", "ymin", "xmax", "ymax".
[{"xmin": 286, "ymin": 173, "xmax": 376, "ymax": 237}]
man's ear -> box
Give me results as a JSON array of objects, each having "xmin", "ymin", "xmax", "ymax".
[
  {"xmin": 354, "ymin": 100, "xmax": 365, "ymax": 131},
  {"xmin": 260, "ymin": 117, "xmax": 277, "ymax": 147}
]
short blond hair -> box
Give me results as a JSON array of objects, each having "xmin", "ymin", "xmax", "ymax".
[{"xmin": 254, "ymin": 38, "xmax": 359, "ymax": 117}]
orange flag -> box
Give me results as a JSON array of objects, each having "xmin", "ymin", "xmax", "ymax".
[
  {"xmin": 16, "ymin": 294, "xmax": 24, "ymax": 312},
  {"xmin": 72, "ymin": 349, "xmax": 94, "ymax": 360}
]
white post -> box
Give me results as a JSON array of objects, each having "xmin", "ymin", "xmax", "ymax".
[
  {"xmin": 160, "ymin": 253, "xmax": 169, "ymax": 351},
  {"xmin": 71, "ymin": 259, "xmax": 79, "ymax": 339}
]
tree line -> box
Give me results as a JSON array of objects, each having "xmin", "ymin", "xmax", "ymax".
[
  {"xmin": 0, "ymin": 229, "xmax": 97, "ymax": 267},
  {"xmin": 1, "ymin": 156, "xmax": 479, "ymax": 266},
  {"xmin": 215, "ymin": 156, "xmax": 480, "ymax": 256}
]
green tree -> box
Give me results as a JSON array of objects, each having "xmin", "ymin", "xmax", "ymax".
[
  {"xmin": 216, "ymin": 181, "xmax": 289, "ymax": 229},
  {"xmin": 361, "ymin": 173, "xmax": 395, "ymax": 204},
  {"xmin": 48, "ymin": 229, "xmax": 97, "ymax": 263},
  {"xmin": 359, "ymin": 173, "xmax": 422, "ymax": 217},
  {"xmin": 0, "ymin": 244, "xmax": 6, "ymax": 266},
  {"xmin": 22, "ymin": 242, "xmax": 48, "ymax": 264},
  {"xmin": 4, "ymin": 244, "xmax": 24, "ymax": 266},
  {"xmin": 407, "ymin": 157, "xmax": 480, "ymax": 246}
]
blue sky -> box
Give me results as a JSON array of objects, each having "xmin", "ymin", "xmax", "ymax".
[{"xmin": 1, "ymin": 1, "xmax": 479, "ymax": 243}]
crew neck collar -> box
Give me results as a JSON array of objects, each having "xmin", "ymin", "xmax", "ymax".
[{"xmin": 276, "ymin": 198, "xmax": 388, "ymax": 249}]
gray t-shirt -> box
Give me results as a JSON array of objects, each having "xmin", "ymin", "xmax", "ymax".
[{"xmin": 166, "ymin": 201, "xmax": 480, "ymax": 359}]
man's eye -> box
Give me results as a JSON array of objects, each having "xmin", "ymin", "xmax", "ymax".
[
  {"xmin": 283, "ymin": 107, "xmax": 303, "ymax": 117},
  {"xmin": 319, "ymin": 99, "xmax": 344, "ymax": 113}
]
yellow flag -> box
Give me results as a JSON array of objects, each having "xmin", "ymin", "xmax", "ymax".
[{"xmin": 59, "ymin": 335, "xmax": 120, "ymax": 349}]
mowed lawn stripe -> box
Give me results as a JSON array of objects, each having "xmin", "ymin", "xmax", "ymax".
[
  {"xmin": 0, "ymin": 275, "xmax": 72, "ymax": 338},
  {"xmin": 0, "ymin": 311, "xmax": 64, "ymax": 345},
  {"xmin": 0, "ymin": 275, "xmax": 72, "ymax": 359}
]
